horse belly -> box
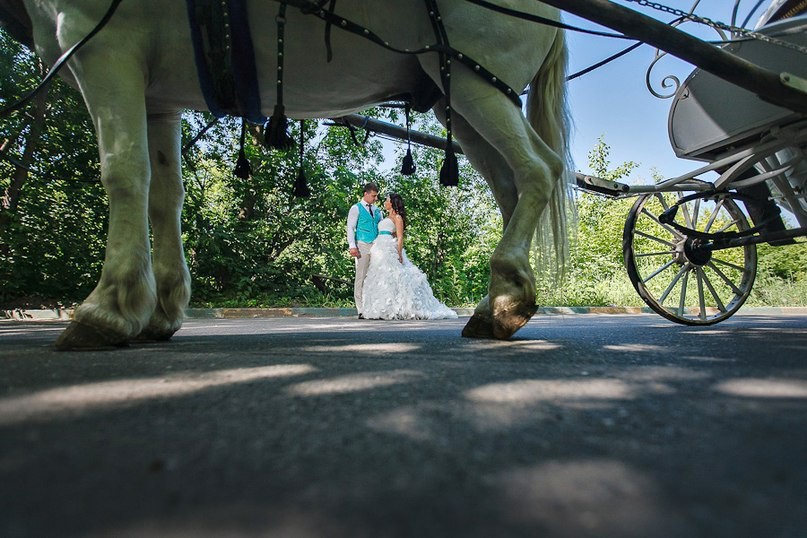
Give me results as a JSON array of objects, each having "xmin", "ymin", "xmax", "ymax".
[
  {"xmin": 19, "ymin": 1, "xmax": 205, "ymax": 112},
  {"xmin": 250, "ymin": 3, "xmax": 430, "ymax": 118},
  {"xmin": 440, "ymin": 0, "xmax": 560, "ymax": 91}
]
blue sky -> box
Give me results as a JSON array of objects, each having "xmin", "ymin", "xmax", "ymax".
[{"xmin": 565, "ymin": 0, "xmax": 772, "ymax": 183}]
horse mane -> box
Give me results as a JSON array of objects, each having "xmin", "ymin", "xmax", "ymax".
[{"xmin": 0, "ymin": 0, "xmax": 33, "ymax": 49}]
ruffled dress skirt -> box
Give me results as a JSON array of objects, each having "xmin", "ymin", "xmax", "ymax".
[{"xmin": 362, "ymin": 235, "xmax": 458, "ymax": 320}]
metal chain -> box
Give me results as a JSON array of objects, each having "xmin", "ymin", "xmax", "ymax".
[{"xmin": 624, "ymin": 0, "xmax": 807, "ymax": 55}]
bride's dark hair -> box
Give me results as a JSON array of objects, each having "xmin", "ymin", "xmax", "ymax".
[{"xmin": 388, "ymin": 192, "xmax": 407, "ymax": 229}]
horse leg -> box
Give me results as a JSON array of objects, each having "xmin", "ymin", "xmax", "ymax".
[
  {"xmin": 433, "ymin": 101, "xmax": 518, "ymax": 225},
  {"xmin": 437, "ymin": 101, "xmax": 521, "ymax": 216},
  {"xmin": 136, "ymin": 112, "xmax": 191, "ymax": 341},
  {"xmin": 433, "ymin": 109, "xmax": 521, "ymax": 338},
  {"xmin": 54, "ymin": 57, "xmax": 156, "ymax": 350},
  {"xmin": 434, "ymin": 86, "xmax": 564, "ymax": 339}
]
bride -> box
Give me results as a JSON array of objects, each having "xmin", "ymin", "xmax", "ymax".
[{"xmin": 362, "ymin": 193, "xmax": 458, "ymax": 320}]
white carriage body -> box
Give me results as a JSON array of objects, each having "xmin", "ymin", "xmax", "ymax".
[
  {"xmin": 668, "ymin": 15, "xmax": 807, "ymax": 226},
  {"xmin": 668, "ymin": 15, "xmax": 807, "ymax": 161}
]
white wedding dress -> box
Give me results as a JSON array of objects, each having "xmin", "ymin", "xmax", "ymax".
[{"xmin": 362, "ymin": 218, "xmax": 458, "ymax": 320}]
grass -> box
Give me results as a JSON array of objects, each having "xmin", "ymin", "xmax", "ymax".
[{"xmin": 746, "ymin": 275, "xmax": 807, "ymax": 306}]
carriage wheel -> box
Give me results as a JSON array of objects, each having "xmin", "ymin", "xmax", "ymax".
[{"xmin": 623, "ymin": 191, "xmax": 757, "ymax": 325}]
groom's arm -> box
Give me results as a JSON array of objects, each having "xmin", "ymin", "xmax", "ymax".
[{"xmin": 346, "ymin": 204, "xmax": 360, "ymax": 257}]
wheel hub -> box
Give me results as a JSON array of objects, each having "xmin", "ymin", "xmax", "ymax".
[{"xmin": 683, "ymin": 237, "xmax": 712, "ymax": 266}]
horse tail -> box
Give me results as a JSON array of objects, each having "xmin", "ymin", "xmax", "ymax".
[{"xmin": 526, "ymin": 28, "xmax": 574, "ymax": 279}]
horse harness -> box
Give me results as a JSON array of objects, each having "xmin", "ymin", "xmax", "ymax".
[
  {"xmin": 186, "ymin": 0, "xmax": 525, "ymax": 183},
  {"xmin": 187, "ymin": 0, "xmax": 264, "ymax": 122}
]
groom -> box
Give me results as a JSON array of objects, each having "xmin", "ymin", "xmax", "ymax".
[{"xmin": 346, "ymin": 182, "xmax": 382, "ymax": 319}]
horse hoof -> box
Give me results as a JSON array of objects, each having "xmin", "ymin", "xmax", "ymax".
[
  {"xmin": 134, "ymin": 327, "xmax": 178, "ymax": 342},
  {"xmin": 462, "ymin": 313, "xmax": 496, "ymax": 339},
  {"xmin": 462, "ymin": 304, "xmax": 537, "ymax": 340},
  {"xmin": 54, "ymin": 320, "xmax": 129, "ymax": 351},
  {"xmin": 492, "ymin": 304, "xmax": 536, "ymax": 339}
]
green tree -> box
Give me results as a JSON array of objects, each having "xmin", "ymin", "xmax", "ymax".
[
  {"xmin": 539, "ymin": 135, "xmax": 640, "ymax": 306},
  {"xmin": 0, "ymin": 30, "xmax": 105, "ymax": 306}
]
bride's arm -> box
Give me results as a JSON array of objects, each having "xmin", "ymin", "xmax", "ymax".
[{"xmin": 394, "ymin": 215, "xmax": 404, "ymax": 263}]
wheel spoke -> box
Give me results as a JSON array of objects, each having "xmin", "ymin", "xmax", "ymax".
[
  {"xmin": 705, "ymin": 261, "xmax": 744, "ymax": 295},
  {"xmin": 696, "ymin": 268, "xmax": 707, "ymax": 320},
  {"xmin": 681, "ymin": 200, "xmax": 694, "ymax": 229},
  {"xmin": 699, "ymin": 266, "xmax": 727, "ymax": 313},
  {"xmin": 659, "ymin": 264, "xmax": 689, "ymax": 304},
  {"xmin": 715, "ymin": 217, "xmax": 741, "ymax": 234},
  {"xmin": 642, "ymin": 259, "xmax": 677, "ymax": 284},
  {"xmin": 636, "ymin": 230, "xmax": 676, "ymax": 248},
  {"xmin": 636, "ymin": 250, "xmax": 676, "ymax": 258},
  {"xmin": 640, "ymin": 208, "xmax": 681, "ymax": 239},
  {"xmin": 703, "ymin": 198, "xmax": 725, "ymax": 233},
  {"xmin": 678, "ymin": 269, "xmax": 691, "ymax": 317},
  {"xmin": 712, "ymin": 256, "xmax": 746, "ymax": 273},
  {"xmin": 692, "ymin": 198, "xmax": 702, "ymax": 230}
]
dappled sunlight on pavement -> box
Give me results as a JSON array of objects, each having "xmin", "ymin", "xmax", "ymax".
[
  {"xmin": 465, "ymin": 378, "xmax": 634, "ymax": 404},
  {"xmin": 1, "ymin": 314, "xmax": 805, "ymax": 537},
  {"xmin": 297, "ymin": 343, "xmax": 422, "ymax": 354},
  {"xmin": 287, "ymin": 370, "xmax": 424, "ymax": 396},
  {"xmin": 0, "ymin": 364, "xmax": 316, "ymax": 426},
  {"xmin": 713, "ymin": 378, "xmax": 807, "ymax": 398},
  {"xmin": 486, "ymin": 459, "xmax": 686, "ymax": 536}
]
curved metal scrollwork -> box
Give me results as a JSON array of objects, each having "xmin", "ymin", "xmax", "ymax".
[
  {"xmin": 644, "ymin": 0, "xmax": 732, "ymax": 99},
  {"xmin": 645, "ymin": 52, "xmax": 682, "ymax": 99}
]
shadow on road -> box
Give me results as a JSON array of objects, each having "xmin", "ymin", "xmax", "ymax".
[{"xmin": 1, "ymin": 314, "xmax": 806, "ymax": 537}]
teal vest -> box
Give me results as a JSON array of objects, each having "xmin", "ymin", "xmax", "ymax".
[{"xmin": 356, "ymin": 202, "xmax": 381, "ymax": 243}]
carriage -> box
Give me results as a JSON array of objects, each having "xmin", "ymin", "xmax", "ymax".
[
  {"xmin": 574, "ymin": 1, "xmax": 807, "ymax": 325},
  {"xmin": 0, "ymin": 0, "xmax": 805, "ymax": 348}
]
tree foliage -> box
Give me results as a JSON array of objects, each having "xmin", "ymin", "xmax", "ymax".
[
  {"xmin": 178, "ymin": 110, "xmax": 500, "ymax": 307},
  {"xmin": 1, "ymin": 29, "xmax": 804, "ymax": 310},
  {"xmin": 0, "ymin": 28, "xmax": 501, "ymax": 308},
  {"xmin": 0, "ymin": 31, "xmax": 106, "ymax": 306}
]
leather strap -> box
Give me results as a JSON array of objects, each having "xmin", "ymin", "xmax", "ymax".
[{"xmin": 187, "ymin": 0, "xmax": 264, "ymax": 122}]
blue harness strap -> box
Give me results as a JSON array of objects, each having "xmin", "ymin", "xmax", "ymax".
[{"xmin": 186, "ymin": 0, "xmax": 265, "ymax": 123}]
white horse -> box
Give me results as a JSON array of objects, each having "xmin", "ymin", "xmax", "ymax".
[{"xmin": 0, "ymin": 0, "xmax": 571, "ymax": 348}]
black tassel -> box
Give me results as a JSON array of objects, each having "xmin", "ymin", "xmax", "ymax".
[
  {"xmin": 233, "ymin": 119, "xmax": 252, "ymax": 179},
  {"xmin": 264, "ymin": 104, "xmax": 294, "ymax": 150},
  {"xmin": 293, "ymin": 120, "xmax": 311, "ymax": 197},
  {"xmin": 439, "ymin": 146, "xmax": 459, "ymax": 187},
  {"xmin": 401, "ymin": 147, "xmax": 416, "ymax": 176},
  {"xmin": 234, "ymin": 149, "xmax": 252, "ymax": 179},
  {"xmin": 401, "ymin": 104, "xmax": 416, "ymax": 176},
  {"xmin": 293, "ymin": 168, "xmax": 311, "ymax": 198}
]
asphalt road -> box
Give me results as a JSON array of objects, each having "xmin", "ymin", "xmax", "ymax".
[{"xmin": 1, "ymin": 313, "xmax": 806, "ymax": 537}]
